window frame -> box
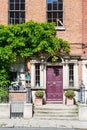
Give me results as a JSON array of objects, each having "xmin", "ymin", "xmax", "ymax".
[
  {"xmin": 35, "ymin": 63, "xmax": 40, "ymax": 88},
  {"xmin": 46, "ymin": 0, "xmax": 64, "ymax": 29},
  {"xmin": 8, "ymin": 0, "xmax": 25, "ymax": 24},
  {"xmin": 69, "ymin": 63, "xmax": 74, "ymax": 87}
]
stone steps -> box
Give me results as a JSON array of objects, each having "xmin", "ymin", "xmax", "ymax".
[{"xmin": 33, "ymin": 104, "xmax": 78, "ymax": 120}]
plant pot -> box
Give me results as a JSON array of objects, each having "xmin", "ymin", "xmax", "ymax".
[
  {"xmin": 34, "ymin": 98, "xmax": 43, "ymax": 106},
  {"xmin": 65, "ymin": 97, "xmax": 74, "ymax": 106}
]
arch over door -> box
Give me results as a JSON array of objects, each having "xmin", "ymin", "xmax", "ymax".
[{"xmin": 46, "ymin": 66, "xmax": 63, "ymax": 102}]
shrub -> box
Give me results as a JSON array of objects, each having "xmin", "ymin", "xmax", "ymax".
[
  {"xmin": 35, "ymin": 90, "xmax": 44, "ymax": 98},
  {"xmin": 0, "ymin": 88, "xmax": 8, "ymax": 103},
  {"xmin": 65, "ymin": 90, "xmax": 75, "ymax": 99}
]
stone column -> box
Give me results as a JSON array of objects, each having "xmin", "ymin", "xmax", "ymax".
[
  {"xmin": 31, "ymin": 62, "xmax": 35, "ymax": 88},
  {"xmin": 74, "ymin": 63, "xmax": 78, "ymax": 87},
  {"xmin": 24, "ymin": 103, "xmax": 33, "ymax": 119},
  {"xmin": 63, "ymin": 63, "xmax": 69, "ymax": 88},
  {"xmin": 40, "ymin": 64, "xmax": 44, "ymax": 88}
]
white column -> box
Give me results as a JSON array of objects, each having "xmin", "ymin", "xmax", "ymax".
[
  {"xmin": 40, "ymin": 64, "xmax": 44, "ymax": 88},
  {"xmin": 74, "ymin": 63, "xmax": 78, "ymax": 87},
  {"xmin": 82, "ymin": 61, "xmax": 87, "ymax": 103},
  {"xmin": 64, "ymin": 63, "xmax": 69, "ymax": 88},
  {"xmin": 40, "ymin": 64, "xmax": 46, "ymax": 89},
  {"xmin": 63, "ymin": 64, "xmax": 66, "ymax": 89},
  {"xmin": 31, "ymin": 62, "xmax": 35, "ymax": 88},
  {"xmin": 82, "ymin": 62, "xmax": 87, "ymax": 85},
  {"xmin": 44, "ymin": 66, "xmax": 46, "ymax": 89}
]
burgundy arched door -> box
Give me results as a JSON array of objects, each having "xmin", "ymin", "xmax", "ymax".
[{"xmin": 46, "ymin": 66, "xmax": 63, "ymax": 102}]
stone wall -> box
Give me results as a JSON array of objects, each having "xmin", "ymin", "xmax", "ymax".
[
  {"xmin": 0, "ymin": 104, "xmax": 10, "ymax": 118},
  {"xmin": 0, "ymin": 103, "xmax": 32, "ymax": 119},
  {"xmin": 79, "ymin": 104, "xmax": 87, "ymax": 121}
]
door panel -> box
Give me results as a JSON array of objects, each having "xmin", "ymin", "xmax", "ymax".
[{"xmin": 46, "ymin": 66, "xmax": 63, "ymax": 102}]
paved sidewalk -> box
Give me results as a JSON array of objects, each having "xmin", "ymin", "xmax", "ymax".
[{"xmin": 0, "ymin": 118, "xmax": 87, "ymax": 129}]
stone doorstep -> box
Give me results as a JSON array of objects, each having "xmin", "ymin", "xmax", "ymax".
[{"xmin": 34, "ymin": 104, "xmax": 78, "ymax": 120}]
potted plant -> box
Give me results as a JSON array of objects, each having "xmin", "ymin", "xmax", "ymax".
[
  {"xmin": 34, "ymin": 90, "xmax": 44, "ymax": 105},
  {"xmin": 65, "ymin": 89, "xmax": 76, "ymax": 105},
  {"xmin": 18, "ymin": 81, "xmax": 22, "ymax": 86}
]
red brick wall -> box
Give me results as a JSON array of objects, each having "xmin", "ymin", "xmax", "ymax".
[
  {"xmin": 82, "ymin": 0, "xmax": 87, "ymax": 44},
  {"xmin": 0, "ymin": 0, "xmax": 46, "ymax": 24},
  {"xmin": 82, "ymin": 0, "xmax": 87, "ymax": 55},
  {"xmin": 25, "ymin": 0, "xmax": 83, "ymax": 56},
  {"xmin": 57, "ymin": 0, "xmax": 82, "ymax": 56},
  {"xmin": 9, "ymin": 91, "xmax": 27, "ymax": 102},
  {"xmin": 26, "ymin": 0, "xmax": 46, "ymax": 23},
  {"xmin": 0, "ymin": 0, "xmax": 8, "ymax": 25}
]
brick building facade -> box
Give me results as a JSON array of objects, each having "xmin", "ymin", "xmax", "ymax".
[{"xmin": 0, "ymin": 0, "xmax": 87, "ymax": 104}]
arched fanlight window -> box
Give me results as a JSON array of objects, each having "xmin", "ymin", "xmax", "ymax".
[{"xmin": 47, "ymin": 56, "xmax": 62, "ymax": 63}]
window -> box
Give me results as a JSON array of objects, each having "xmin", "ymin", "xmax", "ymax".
[
  {"xmin": 10, "ymin": 71, "xmax": 17, "ymax": 81},
  {"xmin": 8, "ymin": 0, "xmax": 25, "ymax": 24},
  {"xmin": 69, "ymin": 64, "xmax": 74, "ymax": 87},
  {"xmin": 35, "ymin": 63, "xmax": 40, "ymax": 88},
  {"xmin": 47, "ymin": 0, "xmax": 63, "ymax": 27}
]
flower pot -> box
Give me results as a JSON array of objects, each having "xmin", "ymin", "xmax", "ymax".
[
  {"xmin": 65, "ymin": 97, "xmax": 74, "ymax": 106},
  {"xmin": 34, "ymin": 98, "xmax": 43, "ymax": 106}
]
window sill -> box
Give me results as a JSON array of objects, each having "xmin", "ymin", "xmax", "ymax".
[{"xmin": 55, "ymin": 26, "xmax": 65, "ymax": 31}]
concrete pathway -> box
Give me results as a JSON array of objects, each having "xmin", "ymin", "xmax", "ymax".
[{"xmin": 0, "ymin": 118, "xmax": 87, "ymax": 129}]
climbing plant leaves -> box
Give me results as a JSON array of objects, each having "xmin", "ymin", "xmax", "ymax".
[{"xmin": 0, "ymin": 20, "xmax": 70, "ymax": 87}]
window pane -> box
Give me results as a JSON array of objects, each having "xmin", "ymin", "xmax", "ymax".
[
  {"xmin": 15, "ymin": 12, "xmax": 19, "ymax": 18},
  {"xmin": 20, "ymin": 12, "xmax": 25, "ymax": 17},
  {"xmin": 15, "ymin": 3, "xmax": 19, "ymax": 10},
  {"xmin": 10, "ymin": 0, "xmax": 14, "ymax": 2},
  {"xmin": 20, "ymin": 4, "xmax": 25, "ymax": 10},
  {"xmin": 47, "ymin": 12, "xmax": 52, "ymax": 19},
  {"xmin": 53, "ymin": 12, "xmax": 57, "ymax": 18},
  {"xmin": 47, "ymin": 0, "xmax": 53, "ymax": 3},
  {"xmin": 10, "ymin": 12, "xmax": 14, "ymax": 17},
  {"xmin": 53, "ymin": 3, "xmax": 57, "ymax": 10},
  {"xmin": 58, "ymin": 12, "xmax": 63, "ymax": 18},
  {"xmin": 69, "ymin": 64, "xmax": 74, "ymax": 87},
  {"xmin": 58, "ymin": 0, "xmax": 63, "ymax": 2},
  {"xmin": 53, "ymin": 18, "xmax": 56, "ymax": 23},
  {"xmin": 10, "ymin": 18, "xmax": 14, "ymax": 24},
  {"xmin": 58, "ymin": 3, "xmax": 63, "ymax": 10},
  {"xmin": 15, "ymin": 19, "xmax": 19, "ymax": 24},
  {"xmin": 10, "ymin": 4, "xmax": 14, "ymax": 10},
  {"xmin": 35, "ymin": 64, "xmax": 40, "ymax": 87},
  {"xmin": 48, "ymin": 19, "xmax": 52, "ymax": 22},
  {"xmin": 53, "ymin": 0, "xmax": 57, "ymax": 3},
  {"xmin": 21, "ymin": 0, "xmax": 25, "ymax": 2},
  {"xmin": 48, "ymin": 3, "xmax": 52, "ymax": 10},
  {"xmin": 15, "ymin": 0, "xmax": 19, "ymax": 2}
]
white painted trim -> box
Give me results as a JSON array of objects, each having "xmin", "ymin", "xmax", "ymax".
[
  {"xmin": 40, "ymin": 65, "xmax": 44, "ymax": 88},
  {"xmin": 74, "ymin": 63, "xmax": 78, "ymax": 87},
  {"xmin": 31, "ymin": 63, "xmax": 35, "ymax": 88}
]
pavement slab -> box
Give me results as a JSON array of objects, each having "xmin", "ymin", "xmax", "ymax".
[{"xmin": 0, "ymin": 119, "xmax": 87, "ymax": 129}]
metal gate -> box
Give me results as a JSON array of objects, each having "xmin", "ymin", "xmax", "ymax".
[{"xmin": 10, "ymin": 101, "xmax": 24, "ymax": 118}]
